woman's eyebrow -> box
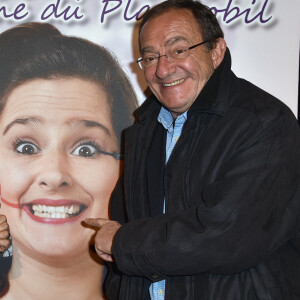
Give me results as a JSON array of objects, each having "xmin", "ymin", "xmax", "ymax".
[
  {"xmin": 3, "ymin": 118, "xmax": 111, "ymax": 136},
  {"xmin": 70, "ymin": 119, "xmax": 111, "ymax": 136},
  {"xmin": 3, "ymin": 117, "xmax": 42, "ymax": 135}
]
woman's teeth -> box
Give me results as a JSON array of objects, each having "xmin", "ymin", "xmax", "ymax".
[
  {"xmin": 163, "ymin": 79, "xmax": 185, "ymax": 87},
  {"xmin": 32, "ymin": 204, "xmax": 81, "ymax": 219}
]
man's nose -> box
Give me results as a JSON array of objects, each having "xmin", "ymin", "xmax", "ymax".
[
  {"xmin": 36, "ymin": 151, "xmax": 72, "ymax": 191},
  {"xmin": 155, "ymin": 55, "xmax": 176, "ymax": 79}
]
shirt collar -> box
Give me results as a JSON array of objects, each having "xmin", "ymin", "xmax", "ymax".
[{"xmin": 157, "ymin": 106, "xmax": 187, "ymax": 132}]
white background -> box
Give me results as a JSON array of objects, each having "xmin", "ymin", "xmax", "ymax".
[{"xmin": 1, "ymin": 0, "xmax": 299, "ymax": 117}]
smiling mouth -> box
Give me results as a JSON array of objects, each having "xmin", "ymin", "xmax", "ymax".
[
  {"xmin": 162, "ymin": 79, "xmax": 185, "ymax": 87},
  {"xmin": 30, "ymin": 204, "xmax": 85, "ymax": 219}
]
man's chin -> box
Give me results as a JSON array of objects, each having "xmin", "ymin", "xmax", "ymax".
[{"xmin": 161, "ymin": 100, "xmax": 192, "ymax": 115}]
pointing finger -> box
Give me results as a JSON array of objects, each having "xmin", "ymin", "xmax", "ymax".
[{"xmin": 84, "ymin": 218, "xmax": 110, "ymax": 228}]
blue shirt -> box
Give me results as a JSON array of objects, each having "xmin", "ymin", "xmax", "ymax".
[{"xmin": 149, "ymin": 107, "xmax": 188, "ymax": 300}]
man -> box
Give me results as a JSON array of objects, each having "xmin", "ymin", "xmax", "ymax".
[
  {"xmin": 85, "ymin": 0, "xmax": 300, "ymax": 299},
  {"xmin": 1, "ymin": 0, "xmax": 298, "ymax": 299}
]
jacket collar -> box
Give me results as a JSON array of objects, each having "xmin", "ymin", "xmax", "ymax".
[
  {"xmin": 188, "ymin": 47, "xmax": 232, "ymax": 116},
  {"xmin": 135, "ymin": 48, "xmax": 233, "ymax": 121}
]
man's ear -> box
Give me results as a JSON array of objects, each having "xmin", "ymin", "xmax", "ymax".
[{"xmin": 211, "ymin": 38, "xmax": 227, "ymax": 69}]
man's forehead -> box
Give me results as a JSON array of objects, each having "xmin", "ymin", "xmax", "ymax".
[
  {"xmin": 139, "ymin": 9, "xmax": 202, "ymax": 50},
  {"xmin": 141, "ymin": 36, "xmax": 190, "ymax": 53},
  {"xmin": 142, "ymin": 9, "xmax": 197, "ymax": 31}
]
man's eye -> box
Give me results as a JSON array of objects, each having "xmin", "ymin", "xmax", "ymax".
[
  {"xmin": 174, "ymin": 48, "xmax": 185, "ymax": 56},
  {"xmin": 144, "ymin": 56, "xmax": 156, "ymax": 63},
  {"xmin": 72, "ymin": 144, "xmax": 97, "ymax": 158},
  {"xmin": 15, "ymin": 142, "xmax": 39, "ymax": 155}
]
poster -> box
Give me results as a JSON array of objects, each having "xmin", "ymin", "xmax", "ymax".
[
  {"xmin": 0, "ymin": 0, "xmax": 298, "ymax": 114},
  {"xmin": 0, "ymin": 0, "xmax": 299, "ymax": 299}
]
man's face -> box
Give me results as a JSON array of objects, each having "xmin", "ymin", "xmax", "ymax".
[{"xmin": 139, "ymin": 9, "xmax": 218, "ymax": 116}]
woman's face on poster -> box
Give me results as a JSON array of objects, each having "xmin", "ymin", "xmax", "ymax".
[{"xmin": 0, "ymin": 77, "xmax": 120, "ymax": 260}]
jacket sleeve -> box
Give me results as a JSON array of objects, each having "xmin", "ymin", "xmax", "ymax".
[
  {"xmin": 111, "ymin": 108, "xmax": 300, "ymax": 281},
  {"xmin": 103, "ymin": 174, "xmax": 127, "ymax": 298}
]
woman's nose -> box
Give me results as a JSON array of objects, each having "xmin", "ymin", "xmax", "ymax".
[{"xmin": 36, "ymin": 151, "xmax": 72, "ymax": 191}]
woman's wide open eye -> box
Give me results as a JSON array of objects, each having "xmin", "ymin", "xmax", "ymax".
[
  {"xmin": 15, "ymin": 142, "xmax": 40, "ymax": 155},
  {"xmin": 71, "ymin": 144, "xmax": 97, "ymax": 158}
]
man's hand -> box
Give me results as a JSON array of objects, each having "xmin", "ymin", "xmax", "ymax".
[
  {"xmin": 0, "ymin": 215, "xmax": 10, "ymax": 252},
  {"xmin": 84, "ymin": 218, "xmax": 121, "ymax": 262}
]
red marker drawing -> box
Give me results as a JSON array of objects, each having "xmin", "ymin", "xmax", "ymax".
[{"xmin": 0, "ymin": 184, "xmax": 20, "ymax": 209}]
